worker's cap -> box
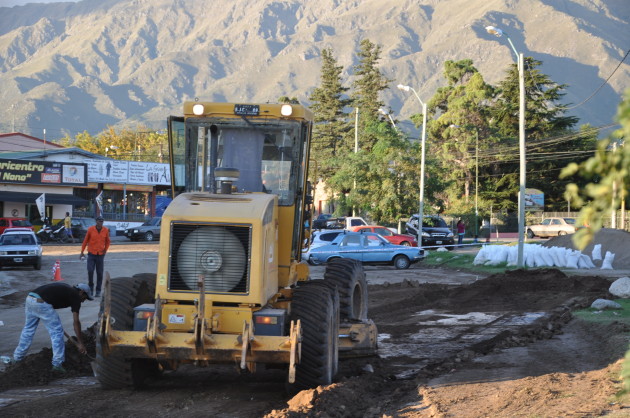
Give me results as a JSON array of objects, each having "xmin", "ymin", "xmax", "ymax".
[
  {"xmin": 75, "ymin": 283, "xmax": 94, "ymax": 300},
  {"xmin": 95, "ymin": 216, "xmax": 104, "ymax": 221}
]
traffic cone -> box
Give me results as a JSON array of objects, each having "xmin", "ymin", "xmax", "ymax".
[{"xmin": 52, "ymin": 260, "xmax": 63, "ymax": 281}]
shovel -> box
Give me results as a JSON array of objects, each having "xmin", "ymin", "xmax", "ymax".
[{"xmin": 64, "ymin": 331, "xmax": 98, "ymax": 377}]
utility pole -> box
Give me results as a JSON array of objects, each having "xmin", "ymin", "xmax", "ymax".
[{"xmin": 353, "ymin": 107, "xmax": 359, "ymax": 217}]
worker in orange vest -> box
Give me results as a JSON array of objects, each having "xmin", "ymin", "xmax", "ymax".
[{"xmin": 79, "ymin": 216, "xmax": 110, "ymax": 298}]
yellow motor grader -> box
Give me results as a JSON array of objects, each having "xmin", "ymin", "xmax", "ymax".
[{"xmin": 96, "ymin": 101, "xmax": 377, "ymax": 390}]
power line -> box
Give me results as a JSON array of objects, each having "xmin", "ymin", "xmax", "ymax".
[{"xmin": 565, "ymin": 48, "xmax": 630, "ymax": 110}]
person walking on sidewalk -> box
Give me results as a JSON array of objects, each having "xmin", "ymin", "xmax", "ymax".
[
  {"xmin": 64, "ymin": 212, "xmax": 75, "ymax": 243},
  {"xmin": 457, "ymin": 219, "xmax": 466, "ymax": 247},
  {"xmin": 80, "ymin": 216, "xmax": 110, "ymax": 297},
  {"xmin": 13, "ymin": 282, "xmax": 93, "ymax": 373}
]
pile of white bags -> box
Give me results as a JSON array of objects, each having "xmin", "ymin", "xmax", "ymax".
[{"xmin": 473, "ymin": 243, "xmax": 613, "ymax": 270}]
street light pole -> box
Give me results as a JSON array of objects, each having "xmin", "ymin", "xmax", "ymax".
[
  {"xmin": 486, "ymin": 25, "xmax": 526, "ymax": 267},
  {"xmin": 353, "ymin": 107, "xmax": 359, "ymax": 217},
  {"xmin": 378, "ymin": 108, "xmax": 398, "ymax": 130},
  {"xmin": 397, "ymin": 84, "xmax": 427, "ymax": 250},
  {"xmin": 475, "ymin": 128, "xmax": 479, "ymax": 240}
]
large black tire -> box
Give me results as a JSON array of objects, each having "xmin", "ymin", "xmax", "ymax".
[
  {"xmin": 144, "ymin": 231, "xmax": 154, "ymax": 241},
  {"xmin": 38, "ymin": 233, "xmax": 49, "ymax": 244},
  {"xmin": 527, "ymin": 229, "xmax": 535, "ymax": 239},
  {"xmin": 289, "ymin": 284, "xmax": 338, "ymax": 391},
  {"xmin": 96, "ymin": 275, "xmax": 157, "ymax": 389},
  {"xmin": 323, "ymin": 258, "xmax": 368, "ymax": 321}
]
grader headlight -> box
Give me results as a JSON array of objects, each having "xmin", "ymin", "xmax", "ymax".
[
  {"xmin": 192, "ymin": 104, "xmax": 205, "ymax": 115},
  {"xmin": 280, "ymin": 104, "xmax": 293, "ymax": 116}
]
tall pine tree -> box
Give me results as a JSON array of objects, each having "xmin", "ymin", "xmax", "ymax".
[
  {"xmin": 351, "ymin": 39, "xmax": 391, "ymax": 152},
  {"xmin": 308, "ymin": 48, "xmax": 350, "ymax": 182}
]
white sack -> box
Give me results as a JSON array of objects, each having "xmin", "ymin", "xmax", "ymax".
[
  {"xmin": 540, "ymin": 249, "xmax": 555, "ymax": 267},
  {"xmin": 601, "ymin": 251, "xmax": 615, "ymax": 270},
  {"xmin": 577, "ymin": 254, "xmax": 595, "ymax": 269},
  {"xmin": 473, "ymin": 246, "xmax": 490, "ymax": 265},
  {"xmin": 592, "ymin": 244, "xmax": 602, "ymax": 261},
  {"xmin": 566, "ymin": 250, "xmax": 581, "ymax": 269}
]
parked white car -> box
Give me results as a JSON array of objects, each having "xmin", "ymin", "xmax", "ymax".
[
  {"xmin": 302, "ymin": 229, "xmax": 347, "ymax": 265},
  {"xmin": 0, "ymin": 228, "xmax": 42, "ymax": 270},
  {"xmin": 527, "ymin": 217, "xmax": 577, "ymax": 238}
]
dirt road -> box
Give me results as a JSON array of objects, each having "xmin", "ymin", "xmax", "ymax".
[{"xmin": 1, "ymin": 242, "xmax": 629, "ymax": 416}]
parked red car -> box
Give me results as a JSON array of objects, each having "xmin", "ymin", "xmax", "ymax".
[
  {"xmin": 351, "ymin": 225, "xmax": 418, "ymax": 247},
  {"xmin": 0, "ymin": 218, "xmax": 34, "ymax": 235}
]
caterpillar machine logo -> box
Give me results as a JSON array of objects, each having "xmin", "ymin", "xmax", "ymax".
[{"xmin": 96, "ymin": 102, "xmax": 377, "ymax": 390}]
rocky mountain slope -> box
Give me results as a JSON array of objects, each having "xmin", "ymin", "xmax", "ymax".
[{"xmin": 0, "ymin": 0, "xmax": 628, "ymax": 139}]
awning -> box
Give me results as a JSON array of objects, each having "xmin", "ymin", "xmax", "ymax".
[{"xmin": 0, "ymin": 191, "xmax": 89, "ymax": 206}]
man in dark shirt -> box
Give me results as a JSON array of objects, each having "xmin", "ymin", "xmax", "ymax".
[{"xmin": 13, "ymin": 282, "xmax": 93, "ymax": 372}]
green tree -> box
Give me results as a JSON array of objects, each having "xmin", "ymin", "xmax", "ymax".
[
  {"xmin": 561, "ymin": 90, "xmax": 630, "ymax": 249},
  {"xmin": 59, "ymin": 126, "xmax": 167, "ymax": 162},
  {"xmin": 351, "ymin": 39, "xmax": 391, "ymax": 152},
  {"xmin": 493, "ymin": 57, "xmax": 578, "ymax": 140},
  {"xmin": 327, "ymin": 120, "xmax": 415, "ymax": 223},
  {"xmin": 58, "ymin": 131, "xmax": 99, "ymax": 152},
  {"xmin": 278, "ymin": 96, "xmax": 299, "ymax": 104},
  {"xmin": 424, "ymin": 60, "xmax": 498, "ymax": 216},
  {"xmin": 308, "ymin": 48, "xmax": 351, "ymax": 183},
  {"xmin": 328, "ymin": 39, "xmax": 396, "ymax": 219},
  {"xmin": 491, "ymin": 57, "xmax": 585, "ymax": 211}
]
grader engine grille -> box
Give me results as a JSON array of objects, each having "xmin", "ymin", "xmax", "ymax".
[{"xmin": 169, "ymin": 223, "xmax": 251, "ymax": 293}]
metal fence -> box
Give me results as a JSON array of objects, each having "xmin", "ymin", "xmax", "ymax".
[
  {"xmin": 487, "ymin": 211, "xmax": 630, "ymax": 234},
  {"xmin": 73, "ymin": 210, "xmax": 148, "ymax": 222}
]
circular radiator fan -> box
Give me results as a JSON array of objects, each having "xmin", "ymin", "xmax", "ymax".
[{"xmin": 177, "ymin": 227, "xmax": 246, "ymax": 292}]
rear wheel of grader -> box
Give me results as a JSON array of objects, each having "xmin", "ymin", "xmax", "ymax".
[
  {"xmin": 96, "ymin": 274, "xmax": 158, "ymax": 389},
  {"xmin": 323, "ymin": 258, "xmax": 368, "ymax": 320},
  {"xmin": 289, "ymin": 282, "xmax": 339, "ymax": 391}
]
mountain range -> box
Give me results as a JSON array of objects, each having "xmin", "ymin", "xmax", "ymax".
[{"xmin": 0, "ymin": 0, "xmax": 628, "ymax": 140}]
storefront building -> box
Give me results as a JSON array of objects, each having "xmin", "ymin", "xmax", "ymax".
[{"xmin": 0, "ymin": 133, "xmax": 171, "ymax": 231}]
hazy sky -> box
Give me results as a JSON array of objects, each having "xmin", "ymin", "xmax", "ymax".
[{"xmin": 2, "ymin": 0, "xmax": 79, "ymax": 6}]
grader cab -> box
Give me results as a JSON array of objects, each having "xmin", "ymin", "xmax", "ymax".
[{"xmin": 96, "ymin": 102, "xmax": 377, "ymax": 390}]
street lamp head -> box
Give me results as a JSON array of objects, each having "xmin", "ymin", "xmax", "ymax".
[
  {"xmin": 397, "ymin": 84, "xmax": 411, "ymax": 92},
  {"xmin": 485, "ymin": 25, "xmax": 503, "ymax": 37},
  {"xmin": 378, "ymin": 108, "xmax": 388, "ymax": 115},
  {"xmin": 449, "ymin": 124, "xmax": 461, "ymax": 129}
]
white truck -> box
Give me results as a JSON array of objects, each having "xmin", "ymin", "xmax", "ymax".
[{"xmin": 323, "ymin": 216, "xmax": 368, "ymax": 230}]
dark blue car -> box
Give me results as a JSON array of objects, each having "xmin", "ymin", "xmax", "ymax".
[{"xmin": 307, "ymin": 231, "xmax": 424, "ymax": 269}]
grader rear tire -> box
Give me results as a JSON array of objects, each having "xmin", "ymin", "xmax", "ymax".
[
  {"xmin": 289, "ymin": 283, "xmax": 338, "ymax": 391},
  {"xmin": 96, "ymin": 275, "xmax": 157, "ymax": 389},
  {"xmin": 323, "ymin": 258, "xmax": 368, "ymax": 320}
]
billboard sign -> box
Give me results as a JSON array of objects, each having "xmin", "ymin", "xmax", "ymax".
[
  {"xmin": 0, "ymin": 158, "xmax": 87, "ymax": 186},
  {"xmin": 525, "ymin": 188, "xmax": 544, "ymax": 210},
  {"xmin": 85, "ymin": 160, "xmax": 171, "ymax": 186}
]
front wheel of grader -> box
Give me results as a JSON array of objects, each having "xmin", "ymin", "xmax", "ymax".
[{"xmin": 96, "ymin": 274, "xmax": 159, "ymax": 389}]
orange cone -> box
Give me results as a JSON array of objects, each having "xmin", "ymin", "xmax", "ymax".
[{"xmin": 52, "ymin": 260, "xmax": 63, "ymax": 281}]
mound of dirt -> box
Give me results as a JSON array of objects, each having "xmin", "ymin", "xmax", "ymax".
[
  {"xmin": 0, "ymin": 326, "xmax": 97, "ymax": 391},
  {"xmin": 544, "ymin": 228, "xmax": 630, "ymax": 269},
  {"xmin": 269, "ymin": 268, "xmax": 619, "ymax": 417},
  {"xmin": 0, "ymin": 268, "xmax": 625, "ymax": 417}
]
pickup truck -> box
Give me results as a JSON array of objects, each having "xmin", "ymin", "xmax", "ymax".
[{"xmin": 323, "ymin": 216, "xmax": 368, "ymax": 230}]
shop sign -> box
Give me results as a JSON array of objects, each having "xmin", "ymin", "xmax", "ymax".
[
  {"xmin": 0, "ymin": 158, "xmax": 87, "ymax": 186},
  {"xmin": 525, "ymin": 188, "xmax": 545, "ymax": 210},
  {"xmin": 85, "ymin": 160, "xmax": 171, "ymax": 186}
]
